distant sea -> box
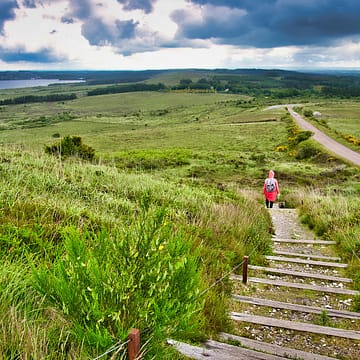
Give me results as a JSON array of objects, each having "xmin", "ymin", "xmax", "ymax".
[{"xmin": 0, "ymin": 79, "xmax": 85, "ymax": 90}]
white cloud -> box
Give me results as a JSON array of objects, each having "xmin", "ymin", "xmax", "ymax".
[
  {"xmin": 0, "ymin": 0, "xmax": 360, "ymax": 70},
  {"xmin": 3, "ymin": 2, "xmax": 67, "ymax": 50}
]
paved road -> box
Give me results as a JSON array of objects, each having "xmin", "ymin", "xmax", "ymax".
[{"xmin": 287, "ymin": 105, "xmax": 360, "ymax": 167}]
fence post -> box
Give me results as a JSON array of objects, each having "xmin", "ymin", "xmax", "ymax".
[
  {"xmin": 242, "ymin": 256, "xmax": 249, "ymax": 284},
  {"xmin": 128, "ymin": 328, "xmax": 140, "ymax": 360}
]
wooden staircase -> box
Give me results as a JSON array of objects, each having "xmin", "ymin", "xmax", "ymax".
[{"xmin": 169, "ymin": 208, "xmax": 360, "ymax": 359}]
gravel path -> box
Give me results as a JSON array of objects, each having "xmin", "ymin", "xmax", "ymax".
[
  {"xmin": 172, "ymin": 208, "xmax": 360, "ymax": 359},
  {"xmin": 231, "ymin": 207, "xmax": 360, "ymax": 359},
  {"xmin": 287, "ymin": 105, "xmax": 360, "ymax": 166},
  {"xmin": 264, "ymin": 104, "xmax": 360, "ymax": 166}
]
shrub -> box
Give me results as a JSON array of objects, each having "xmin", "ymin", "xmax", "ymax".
[
  {"xmin": 292, "ymin": 130, "xmax": 313, "ymax": 145},
  {"xmin": 295, "ymin": 140, "xmax": 319, "ymax": 160},
  {"xmin": 303, "ymin": 109, "xmax": 313, "ymax": 117},
  {"xmin": 344, "ymin": 134, "xmax": 360, "ymax": 146},
  {"xmin": 275, "ymin": 145, "xmax": 288, "ymax": 152},
  {"xmin": 33, "ymin": 202, "xmax": 204, "ymax": 357},
  {"xmin": 45, "ymin": 136, "xmax": 95, "ymax": 161}
]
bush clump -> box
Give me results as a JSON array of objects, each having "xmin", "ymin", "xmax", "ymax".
[
  {"xmin": 33, "ymin": 202, "xmax": 204, "ymax": 357},
  {"xmin": 295, "ymin": 140, "xmax": 319, "ymax": 160},
  {"xmin": 45, "ymin": 136, "xmax": 95, "ymax": 161},
  {"xmin": 344, "ymin": 134, "xmax": 360, "ymax": 146}
]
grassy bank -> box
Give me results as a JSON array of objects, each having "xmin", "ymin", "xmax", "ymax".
[
  {"xmin": 0, "ymin": 146, "xmax": 271, "ymax": 358},
  {"xmin": 295, "ymin": 188, "xmax": 360, "ymax": 295}
]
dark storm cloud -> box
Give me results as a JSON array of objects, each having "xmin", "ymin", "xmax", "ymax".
[
  {"xmin": 61, "ymin": 16, "xmax": 75, "ymax": 24},
  {"xmin": 81, "ymin": 17, "xmax": 138, "ymax": 46},
  {"xmin": 116, "ymin": 0, "xmax": 158, "ymax": 14},
  {"xmin": 175, "ymin": 0, "xmax": 360, "ymax": 47},
  {"xmin": 22, "ymin": 0, "xmax": 37, "ymax": 8},
  {"xmin": 66, "ymin": 0, "xmax": 93, "ymax": 20},
  {"xmin": 22, "ymin": 0, "xmax": 64, "ymax": 8},
  {"xmin": 186, "ymin": 0, "xmax": 261, "ymax": 7},
  {"xmin": 60, "ymin": 0, "xmax": 91, "ymax": 25},
  {"xmin": 0, "ymin": 46, "xmax": 66, "ymax": 63},
  {"xmin": 60, "ymin": 0, "xmax": 139, "ymax": 49},
  {"xmin": 0, "ymin": 0, "xmax": 18, "ymax": 34}
]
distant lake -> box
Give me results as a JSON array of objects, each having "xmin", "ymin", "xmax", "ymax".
[{"xmin": 0, "ymin": 79, "xmax": 85, "ymax": 90}]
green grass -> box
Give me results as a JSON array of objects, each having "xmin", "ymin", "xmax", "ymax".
[
  {"xmin": 1, "ymin": 84, "xmax": 360, "ymax": 358},
  {"xmin": 0, "ymin": 145, "xmax": 272, "ymax": 358},
  {"xmin": 313, "ymin": 101, "xmax": 360, "ymax": 139},
  {"xmin": 297, "ymin": 188, "xmax": 360, "ymax": 287}
]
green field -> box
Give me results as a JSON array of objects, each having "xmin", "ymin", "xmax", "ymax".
[
  {"xmin": 316, "ymin": 101, "xmax": 360, "ymax": 138},
  {"xmin": 1, "ymin": 76, "xmax": 360, "ymax": 359},
  {"xmin": 295, "ymin": 101, "xmax": 360, "ymax": 151}
]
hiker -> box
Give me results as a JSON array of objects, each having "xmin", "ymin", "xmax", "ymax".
[{"xmin": 263, "ymin": 170, "xmax": 280, "ymax": 208}]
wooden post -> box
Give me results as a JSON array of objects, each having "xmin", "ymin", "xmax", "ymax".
[
  {"xmin": 128, "ymin": 328, "xmax": 140, "ymax": 360},
  {"xmin": 242, "ymin": 256, "xmax": 249, "ymax": 284}
]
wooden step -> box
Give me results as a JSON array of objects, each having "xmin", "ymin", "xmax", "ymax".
[
  {"xmin": 248, "ymin": 265, "xmax": 352, "ymax": 283},
  {"xmin": 246, "ymin": 277, "xmax": 360, "ymax": 296},
  {"xmin": 232, "ymin": 295, "xmax": 360, "ymax": 319},
  {"xmin": 272, "ymin": 238, "xmax": 336, "ymax": 245},
  {"xmin": 219, "ymin": 333, "xmax": 338, "ymax": 360},
  {"xmin": 231, "ymin": 312, "xmax": 360, "ymax": 340},
  {"xmin": 265, "ymin": 255, "xmax": 348, "ymax": 268},
  {"xmin": 167, "ymin": 338, "xmax": 289, "ymax": 359},
  {"xmin": 273, "ymin": 250, "xmax": 341, "ymax": 262}
]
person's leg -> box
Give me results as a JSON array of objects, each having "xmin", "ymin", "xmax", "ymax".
[
  {"xmin": 269, "ymin": 201, "xmax": 274, "ymax": 208},
  {"xmin": 266, "ymin": 199, "xmax": 270, "ymax": 208}
]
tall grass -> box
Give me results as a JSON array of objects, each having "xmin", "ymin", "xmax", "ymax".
[
  {"xmin": 0, "ymin": 146, "xmax": 272, "ymax": 358},
  {"xmin": 294, "ymin": 188, "xmax": 360, "ymax": 294},
  {"xmin": 0, "ymin": 259, "xmax": 84, "ymax": 359}
]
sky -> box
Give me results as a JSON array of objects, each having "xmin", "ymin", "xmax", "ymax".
[{"xmin": 1, "ymin": 0, "xmax": 360, "ymax": 71}]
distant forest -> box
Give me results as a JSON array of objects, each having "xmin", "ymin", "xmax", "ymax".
[
  {"xmin": 0, "ymin": 70, "xmax": 164, "ymax": 84},
  {"xmin": 0, "ymin": 93, "xmax": 77, "ymax": 106},
  {"xmin": 1, "ymin": 68, "xmax": 360, "ymax": 100}
]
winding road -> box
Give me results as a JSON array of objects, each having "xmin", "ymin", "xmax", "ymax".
[{"xmin": 287, "ymin": 105, "xmax": 360, "ymax": 166}]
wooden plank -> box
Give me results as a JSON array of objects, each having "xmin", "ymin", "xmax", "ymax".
[
  {"xmin": 265, "ymin": 255, "xmax": 347, "ymax": 268},
  {"xmin": 219, "ymin": 333, "xmax": 338, "ymax": 360},
  {"xmin": 205, "ymin": 340, "xmax": 288, "ymax": 360},
  {"xmin": 246, "ymin": 277, "xmax": 360, "ymax": 296},
  {"xmin": 232, "ymin": 294, "xmax": 360, "ymax": 320},
  {"xmin": 231, "ymin": 312, "xmax": 360, "ymax": 340},
  {"xmin": 272, "ymin": 239, "xmax": 336, "ymax": 245},
  {"xmin": 273, "ymin": 250, "xmax": 341, "ymax": 262},
  {"xmin": 167, "ymin": 338, "xmax": 288, "ymax": 359},
  {"xmin": 248, "ymin": 265, "xmax": 352, "ymax": 283}
]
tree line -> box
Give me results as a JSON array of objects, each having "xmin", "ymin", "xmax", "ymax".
[
  {"xmin": 87, "ymin": 83, "xmax": 166, "ymax": 96},
  {"xmin": 0, "ymin": 93, "xmax": 76, "ymax": 106}
]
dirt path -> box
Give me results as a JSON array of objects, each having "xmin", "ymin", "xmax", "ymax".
[{"xmin": 287, "ymin": 105, "xmax": 360, "ymax": 166}]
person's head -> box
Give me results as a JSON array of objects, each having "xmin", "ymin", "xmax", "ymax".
[{"xmin": 268, "ymin": 170, "xmax": 275, "ymax": 178}]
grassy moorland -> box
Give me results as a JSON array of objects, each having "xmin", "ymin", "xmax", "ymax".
[{"xmin": 0, "ymin": 72, "xmax": 360, "ymax": 358}]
